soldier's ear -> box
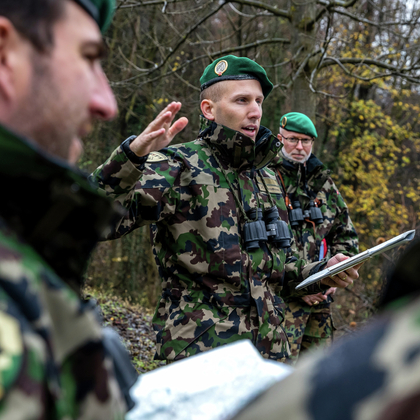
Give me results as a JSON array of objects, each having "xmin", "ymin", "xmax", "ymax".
[
  {"xmin": 0, "ymin": 17, "xmax": 32, "ymax": 105},
  {"xmin": 200, "ymin": 99, "xmax": 216, "ymax": 121}
]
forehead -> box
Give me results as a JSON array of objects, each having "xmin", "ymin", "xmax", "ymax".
[
  {"xmin": 53, "ymin": 1, "xmax": 102, "ymax": 46},
  {"xmin": 220, "ymin": 79, "xmax": 263, "ymax": 98}
]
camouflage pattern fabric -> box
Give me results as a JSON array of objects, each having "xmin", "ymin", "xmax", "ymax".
[
  {"xmin": 231, "ymin": 239, "xmax": 420, "ymax": 420},
  {"xmin": 91, "ymin": 116, "xmax": 326, "ymax": 362},
  {"xmin": 273, "ymin": 151, "xmax": 358, "ymax": 362},
  {"xmin": 283, "ymin": 299, "xmax": 334, "ymax": 359},
  {"xmin": 0, "ymin": 124, "xmax": 128, "ymax": 419}
]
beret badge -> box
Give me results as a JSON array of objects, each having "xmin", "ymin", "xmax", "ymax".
[
  {"xmin": 215, "ymin": 60, "xmax": 228, "ymax": 76},
  {"xmin": 281, "ymin": 116, "xmax": 287, "ymax": 128}
]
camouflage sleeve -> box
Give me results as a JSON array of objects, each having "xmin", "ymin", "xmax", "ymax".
[
  {"xmin": 281, "ymin": 224, "xmax": 327, "ymax": 298},
  {"xmin": 90, "ymin": 140, "xmax": 182, "ymax": 239},
  {"xmin": 0, "ymin": 298, "xmax": 127, "ymax": 420},
  {"xmin": 0, "ymin": 233, "xmax": 127, "ymax": 419},
  {"xmin": 283, "ymin": 254, "xmax": 327, "ymax": 298},
  {"xmin": 325, "ymin": 180, "xmax": 359, "ymax": 256}
]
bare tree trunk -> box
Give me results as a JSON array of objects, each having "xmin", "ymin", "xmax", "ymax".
[{"xmin": 290, "ymin": 0, "xmax": 317, "ymax": 121}]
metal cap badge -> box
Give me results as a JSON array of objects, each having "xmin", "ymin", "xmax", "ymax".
[
  {"xmin": 281, "ymin": 116, "xmax": 287, "ymax": 128},
  {"xmin": 215, "ymin": 60, "xmax": 228, "ymax": 76}
]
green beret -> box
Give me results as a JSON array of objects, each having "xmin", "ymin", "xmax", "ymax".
[
  {"xmin": 279, "ymin": 112, "xmax": 317, "ymax": 138},
  {"xmin": 200, "ymin": 55, "xmax": 273, "ymax": 98},
  {"xmin": 73, "ymin": 0, "xmax": 115, "ymax": 33}
]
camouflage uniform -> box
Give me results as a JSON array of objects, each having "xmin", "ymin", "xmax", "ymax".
[
  {"xmin": 0, "ymin": 124, "xmax": 130, "ymax": 419},
  {"xmin": 273, "ymin": 150, "xmax": 358, "ymax": 361},
  {"xmin": 231, "ymin": 239, "xmax": 420, "ymax": 420},
  {"xmin": 91, "ymin": 117, "xmax": 326, "ymax": 362}
]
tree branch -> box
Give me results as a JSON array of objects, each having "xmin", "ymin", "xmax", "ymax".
[
  {"xmin": 144, "ymin": 1, "xmax": 228, "ymax": 76},
  {"xmin": 313, "ymin": 0, "xmax": 359, "ymax": 25},
  {"xmin": 112, "ymin": 38, "xmax": 291, "ymax": 86},
  {"xmin": 230, "ymin": 0, "xmax": 291, "ymax": 19},
  {"xmin": 320, "ymin": 56, "xmax": 420, "ymax": 81}
]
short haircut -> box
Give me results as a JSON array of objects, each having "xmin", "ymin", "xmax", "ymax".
[
  {"xmin": 200, "ymin": 82, "xmax": 224, "ymax": 103},
  {"xmin": 0, "ymin": 0, "xmax": 65, "ymax": 52}
]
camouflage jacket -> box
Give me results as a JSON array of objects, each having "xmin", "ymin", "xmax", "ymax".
[
  {"xmin": 273, "ymin": 151, "xmax": 358, "ymax": 303},
  {"xmin": 91, "ymin": 117, "xmax": 325, "ymax": 361},
  {"xmin": 232, "ymin": 239, "xmax": 420, "ymax": 420},
  {"xmin": 0, "ymin": 125, "xmax": 129, "ymax": 419}
]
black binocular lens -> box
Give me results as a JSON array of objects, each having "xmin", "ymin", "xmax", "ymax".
[
  {"xmin": 264, "ymin": 207, "xmax": 291, "ymax": 248},
  {"xmin": 243, "ymin": 208, "xmax": 268, "ymax": 251},
  {"xmin": 289, "ymin": 200, "xmax": 324, "ymax": 227},
  {"xmin": 309, "ymin": 201, "xmax": 323, "ymax": 225},
  {"xmin": 243, "ymin": 207, "xmax": 291, "ymax": 251},
  {"xmin": 289, "ymin": 201, "xmax": 304, "ymax": 228}
]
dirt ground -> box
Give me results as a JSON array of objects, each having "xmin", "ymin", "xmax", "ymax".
[{"xmin": 85, "ymin": 289, "xmax": 165, "ymax": 373}]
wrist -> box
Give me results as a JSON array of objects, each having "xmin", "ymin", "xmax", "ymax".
[{"xmin": 122, "ymin": 136, "xmax": 149, "ymax": 164}]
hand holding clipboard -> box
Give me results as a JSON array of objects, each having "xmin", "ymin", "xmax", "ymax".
[{"xmin": 296, "ymin": 230, "xmax": 416, "ymax": 290}]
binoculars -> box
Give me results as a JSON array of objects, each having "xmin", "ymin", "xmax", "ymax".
[
  {"xmin": 243, "ymin": 207, "xmax": 291, "ymax": 251},
  {"xmin": 289, "ymin": 200, "xmax": 323, "ymax": 228}
]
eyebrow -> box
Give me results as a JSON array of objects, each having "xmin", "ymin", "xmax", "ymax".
[
  {"xmin": 232, "ymin": 92, "xmax": 264, "ymax": 100},
  {"xmin": 82, "ymin": 40, "xmax": 108, "ymax": 59}
]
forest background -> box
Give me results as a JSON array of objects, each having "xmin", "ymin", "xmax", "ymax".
[{"xmin": 82, "ymin": 0, "xmax": 420, "ymax": 338}]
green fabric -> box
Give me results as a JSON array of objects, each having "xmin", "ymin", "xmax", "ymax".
[
  {"xmin": 73, "ymin": 0, "xmax": 115, "ymax": 32},
  {"xmin": 200, "ymin": 55, "xmax": 273, "ymax": 98},
  {"xmin": 279, "ymin": 112, "xmax": 318, "ymax": 138}
]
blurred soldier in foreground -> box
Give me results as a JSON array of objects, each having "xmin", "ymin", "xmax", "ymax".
[
  {"xmin": 232, "ymin": 237, "xmax": 420, "ymax": 420},
  {"xmin": 0, "ymin": 0, "xmax": 136, "ymax": 418},
  {"xmin": 272, "ymin": 112, "xmax": 359, "ymax": 362},
  {"xmin": 91, "ymin": 55, "xmax": 359, "ymax": 363}
]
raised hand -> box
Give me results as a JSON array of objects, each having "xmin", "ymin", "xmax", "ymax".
[{"xmin": 129, "ymin": 102, "xmax": 188, "ymax": 157}]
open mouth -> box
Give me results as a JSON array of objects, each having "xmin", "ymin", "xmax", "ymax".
[{"xmin": 242, "ymin": 126, "xmax": 257, "ymax": 137}]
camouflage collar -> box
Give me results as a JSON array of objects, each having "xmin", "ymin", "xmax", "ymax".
[
  {"xmin": 0, "ymin": 124, "xmax": 121, "ymax": 289},
  {"xmin": 198, "ymin": 116, "xmax": 281, "ymax": 171}
]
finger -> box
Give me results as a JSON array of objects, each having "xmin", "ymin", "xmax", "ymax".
[
  {"xmin": 146, "ymin": 102, "xmax": 182, "ymax": 133},
  {"xmin": 353, "ymin": 261, "xmax": 364, "ymax": 270},
  {"xmin": 155, "ymin": 101, "xmax": 181, "ymax": 120},
  {"xmin": 332, "ymin": 253, "xmax": 349, "ymax": 264},
  {"xmin": 140, "ymin": 128, "xmax": 166, "ymax": 145},
  {"xmin": 168, "ymin": 117, "xmax": 189, "ymax": 138},
  {"xmin": 335, "ymin": 273, "xmax": 353, "ymax": 287},
  {"xmin": 345, "ymin": 266, "xmax": 359, "ymax": 280},
  {"xmin": 146, "ymin": 110, "xmax": 174, "ymax": 133},
  {"xmin": 323, "ymin": 274, "xmax": 352, "ymax": 289},
  {"xmin": 339, "ymin": 271, "xmax": 349, "ymax": 281},
  {"xmin": 130, "ymin": 128, "xmax": 167, "ymax": 156}
]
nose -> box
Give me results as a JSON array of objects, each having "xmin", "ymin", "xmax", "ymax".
[
  {"xmin": 248, "ymin": 100, "xmax": 262, "ymax": 120},
  {"xmin": 295, "ymin": 140, "xmax": 304, "ymax": 150},
  {"xmin": 90, "ymin": 66, "xmax": 118, "ymax": 121}
]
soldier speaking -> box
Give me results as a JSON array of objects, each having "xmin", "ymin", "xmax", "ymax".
[{"xmin": 92, "ymin": 55, "xmax": 360, "ymax": 363}]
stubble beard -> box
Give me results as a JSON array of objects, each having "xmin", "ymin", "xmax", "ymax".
[
  {"xmin": 282, "ymin": 147, "xmax": 310, "ymax": 163},
  {"xmin": 10, "ymin": 51, "xmax": 81, "ymax": 163}
]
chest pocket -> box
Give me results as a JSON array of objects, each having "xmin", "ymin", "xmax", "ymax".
[{"xmin": 256, "ymin": 177, "xmax": 283, "ymax": 196}]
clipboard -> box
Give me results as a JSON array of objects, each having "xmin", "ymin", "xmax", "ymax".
[{"xmin": 295, "ymin": 230, "xmax": 416, "ymax": 290}]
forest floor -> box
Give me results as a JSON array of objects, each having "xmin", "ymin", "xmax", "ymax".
[
  {"xmin": 86, "ymin": 285, "xmax": 371, "ymax": 374},
  {"xmin": 85, "ymin": 287, "xmax": 165, "ymax": 373}
]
